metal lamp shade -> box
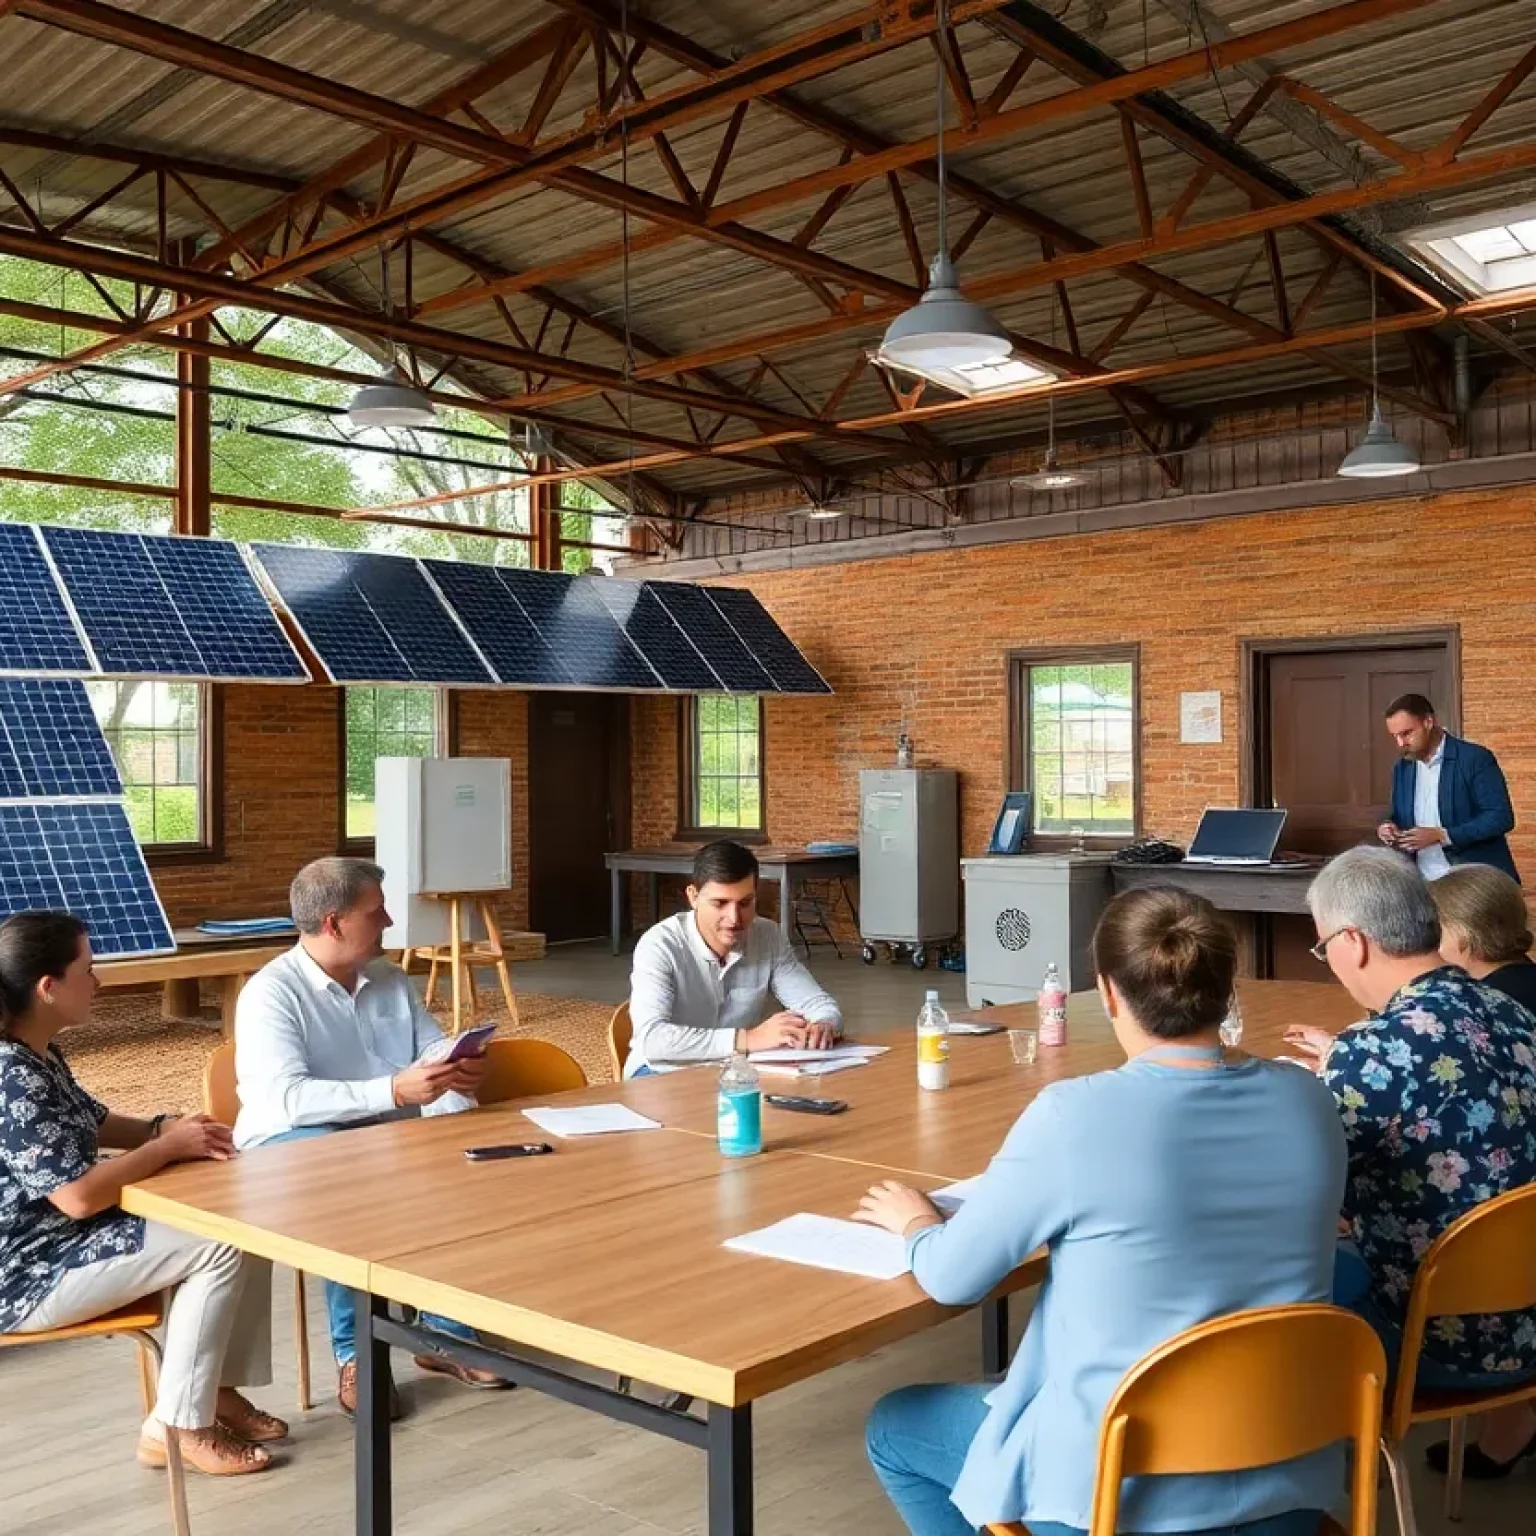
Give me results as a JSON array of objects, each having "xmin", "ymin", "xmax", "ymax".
[
  {"xmin": 880, "ymin": 253, "xmax": 1010, "ymax": 369},
  {"xmin": 1337, "ymin": 404, "xmax": 1420, "ymax": 478},
  {"xmin": 347, "ymin": 372, "xmax": 438, "ymax": 430}
]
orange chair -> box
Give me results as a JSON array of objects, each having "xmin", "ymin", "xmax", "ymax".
[
  {"xmin": 1382, "ymin": 1181, "xmax": 1536, "ymax": 1529},
  {"xmin": 607, "ymin": 1001, "xmax": 632, "ymax": 1083},
  {"xmin": 987, "ymin": 1304, "xmax": 1385, "ymax": 1536},
  {"xmin": 202, "ymin": 1042, "xmax": 312, "ymax": 1413},
  {"xmin": 475, "ymin": 1038, "xmax": 588, "ymax": 1103},
  {"xmin": 0, "ymin": 1294, "xmax": 190, "ymax": 1535}
]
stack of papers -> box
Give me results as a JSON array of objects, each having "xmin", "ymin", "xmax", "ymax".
[
  {"xmin": 521, "ymin": 1105, "xmax": 662, "ymax": 1137},
  {"xmin": 748, "ymin": 1044, "xmax": 889, "ymax": 1064},
  {"xmin": 724, "ymin": 1213, "xmax": 911, "ymax": 1280}
]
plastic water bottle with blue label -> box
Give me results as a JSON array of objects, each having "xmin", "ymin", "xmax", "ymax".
[
  {"xmin": 1220, "ymin": 995, "xmax": 1245, "ymax": 1049},
  {"xmin": 717, "ymin": 1051, "xmax": 763, "ymax": 1158}
]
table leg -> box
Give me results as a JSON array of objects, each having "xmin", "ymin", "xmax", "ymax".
[
  {"xmin": 355, "ymin": 1292, "xmax": 392, "ymax": 1536},
  {"xmin": 448, "ymin": 898, "xmax": 464, "ymax": 1038},
  {"xmin": 982, "ymin": 1296, "xmax": 1010, "ymax": 1380},
  {"xmin": 777, "ymin": 869, "xmax": 792, "ymax": 945},
  {"xmin": 707, "ymin": 1402, "xmax": 754, "ymax": 1535},
  {"xmin": 219, "ymin": 976, "xmax": 246, "ymax": 1040},
  {"xmin": 610, "ymin": 868, "xmax": 622, "ymax": 957},
  {"xmin": 648, "ymin": 871, "xmax": 660, "ymax": 927},
  {"xmin": 162, "ymin": 978, "xmax": 201, "ymax": 1021}
]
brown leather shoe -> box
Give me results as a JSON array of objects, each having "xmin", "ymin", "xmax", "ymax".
[
  {"xmin": 413, "ymin": 1352, "xmax": 511, "ymax": 1390},
  {"xmin": 337, "ymin": 1359, "xmax": 404, "ymax": 1421}
]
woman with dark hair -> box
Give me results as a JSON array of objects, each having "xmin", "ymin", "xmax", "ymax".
[
  {"xmin": 0, "ymin": 912, "xmax": 282, "ymax": 1476},
  {"xmin": 1430, "ymin": 863, "xmax": 1536, "ymax": 1015},
  {"xmin": 858, "ymin": 887, "xmax": 1348, "ymax": 1536}
]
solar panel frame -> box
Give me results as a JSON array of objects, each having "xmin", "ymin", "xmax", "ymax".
[
  {"xmin": 0, "ymin": 680, "xmax": 121, "ymax": 800},
  {"xmin": 586, "ymin": 577, "xmax": 725, "ymax": 693},
  {"xmin": 705, "ymin": 587, "xmax": 833, "ymax": 695},
  {"xmin": 0, "ymin": 524, "xmax": 94, "ymax": 678},
  {"xmin": 494, "ymin": 567, "xmax": 664, "ymax": 692},
  {"xmin": 419, "ymin": 559, "xmax": 575, "ymax": 688},
  {"xmin": 0, "ymin": 802, "xmax": 173, "ymax": 958},
  {"xmin": 644, "ymin": 580, "xmax": 776, "ymax": 693}
]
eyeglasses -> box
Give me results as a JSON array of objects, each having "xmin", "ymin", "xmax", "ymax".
[{"xmin": 1309, "ymin": 927, "xmax": 1354, "ymax": 963}]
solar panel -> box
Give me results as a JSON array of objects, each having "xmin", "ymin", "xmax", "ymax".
[
  {"xmin": 143, "ymin": 537, "xmax": 308, "ymax": 681},
  {"xmin": 706, "ymin": 587, "xmax": 832, "ymax": 695},
  {"xmin": 0, "ymin": 680, "xmax": 121, "ymax": 800},
  {"xmin": 0, "ymin": 523, "xmax": 92, "ymax": 677},
  {"xmin": 587, "ymin": 578, "xmax": 723, "ymax": 692},
  {"xmin": 645, "ymin": 581, "xmax": 775, "ymax": 693},
  {"xmin": 0, "ymin": 802, "xmax": 172, "ymax": 958},
  {"xmin": 420, "ymin": 560, "xmax": 574, "ymax": 688},
  {"xmin": 495, "ymin": 568, "xmax": 662, "ymax": 691},
  {"xmin": 253, "ymin": 545, "xmax": 493, "ymax": 685}
]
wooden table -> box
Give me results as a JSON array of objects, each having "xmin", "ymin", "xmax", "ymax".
[
  {"xmin": 96, "ymin": 942, "xmax": 292, "ymax": 1036},
  {"xmin": 1109, "ymin": 861, "xmax": 1321, "ymax": 915},
  {"xmin": 604, "ymin": 845, "xmax": 860, "ymax": 955},
  {"xmin": 122, "ymin": 980, "xmax": 1360, "ymax": 1535}
]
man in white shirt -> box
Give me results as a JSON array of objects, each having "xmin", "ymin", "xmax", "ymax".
[
  {"xmin": 625, "ymin": 840, "xmax": 843, "ymax": 1076},
  {"xmin": 234, "ymin": 857, "xmax": 503, "ymax": 1415}
]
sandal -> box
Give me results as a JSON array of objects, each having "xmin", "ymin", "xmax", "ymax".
[
  {"xmin": 216, "ymin": 1393, "xmax": 288, "ymax": 1443},
  {"xmin": 137, "ymin": 1423, "xmax": 274, "ymax": 1477}
]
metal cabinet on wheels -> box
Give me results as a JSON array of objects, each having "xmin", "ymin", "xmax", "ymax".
[{"xmin": 857, "ymin": 768, "xmax": 958, "ymax": 970}]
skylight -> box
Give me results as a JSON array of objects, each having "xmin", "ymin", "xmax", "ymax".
[{"xmin": 1405, "ymin": 208, "xmax": 1536, "ymax": 296}]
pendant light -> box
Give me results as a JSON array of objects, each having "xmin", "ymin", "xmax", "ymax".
[
  {"xmin": 1014, "ymin": 297, "xmax": 1084, "ymax": 490},
  {"xmin": 348, "ymin": 241, "xmax": 438, "ymax": 431},
  {"xmin": 1337, "ymin": 274, "xmax": 1418, "ymax": 479},
  {"xmin": 877, "ymin": 1, "xmax": 1009, "ymax": 371}
]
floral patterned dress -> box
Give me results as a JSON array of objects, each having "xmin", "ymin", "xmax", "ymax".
[
  {"xmin": 1322, "ymin": 965, "xmax": 1536, "ymax": 1377},
  {"xmin": 0, "ymin": 1038, "xmax": 144, "ymax": 1332}
]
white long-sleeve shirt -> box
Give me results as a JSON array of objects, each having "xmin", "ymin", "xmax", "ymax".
[
  {"xmin": 1412, "ymin": 737, "xmax": 1453, "ymax": 881},
  {"xmin": 232, "ymin": 943, "xmax": 471, "ymax": 1149},
  {"xmin": 625, "ymin": 912, "xmax": 841, "ymax": 1076}
]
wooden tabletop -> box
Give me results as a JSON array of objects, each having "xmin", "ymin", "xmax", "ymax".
[{"xmin": 122, "ymin": 980, "xmax": 1361, "ymax": 1407}]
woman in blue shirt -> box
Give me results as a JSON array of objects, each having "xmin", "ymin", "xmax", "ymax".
[{"xmin": 857, "ymin": 887, "xmax": 1347, "ymax": 1536}]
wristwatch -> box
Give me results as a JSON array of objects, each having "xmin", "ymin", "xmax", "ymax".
[{"xmin": 148, "ymin": 1113, "xmax": 173, "ymax": 1139}]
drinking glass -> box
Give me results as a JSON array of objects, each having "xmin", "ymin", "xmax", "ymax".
[
  {"xmin": 1219, "ymin": 997, "xmax": 1245, "ymax": 1049},
  {"xmin": 1008, "ymin": 1028, "xmax": 1038, "ymax": 1066}
]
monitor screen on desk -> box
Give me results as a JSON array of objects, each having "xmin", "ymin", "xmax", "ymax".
[{"xmin": 1187, "ymin": 808, "xmax": 1287, "ymax": 862}]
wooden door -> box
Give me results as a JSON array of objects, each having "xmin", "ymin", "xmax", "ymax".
[
  {"xmin": 1259, "ymin": 642, "xmax": 1453, "ymax": 978},
  {"xmin": 529, "ymin": 693, "xmax": 630, "ymax": 943}
]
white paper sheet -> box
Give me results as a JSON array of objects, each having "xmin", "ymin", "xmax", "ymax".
[
  {"xmin": 521, "ymin": 1104, "xmax": 662, "ymax": 1137},
  {"xmin": 930, "ymin": 1175, "xmax": 985, "ymax": 1213},
  {"xmin": 748, "ymin": 1044, "xmax": 888, "ymax": 1064},
  {"xmin": 754, "ymin": 1057, "xmax": 871, "ymax": 1079},
  {"xmin": 724, "ymin": 1213, "xmax": 910, "ymax": 1280}
]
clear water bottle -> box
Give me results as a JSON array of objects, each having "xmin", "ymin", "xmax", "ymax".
[
  {"xmin": 717, "ymin": 1052, "xmax": 763, "ymax": 1158},
  {"xmin": 1220, "ymin": 995, "xmax": 1245, "ymax": 1049},
  {"xmin": 916, "ymin": 989, "xmax": 950, "ymax": 1091},
  {"xmin": 1038, "ymin": 962, "xmax": 1068, "ymax": 1047}
]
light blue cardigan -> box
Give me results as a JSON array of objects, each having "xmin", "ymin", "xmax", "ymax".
[{"xmin": 907, "ymin": 1050, "xmax": 1348, "ymax": 1531}]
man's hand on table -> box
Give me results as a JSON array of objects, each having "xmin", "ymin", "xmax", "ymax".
[
  {"xmin": 740, "ymin": 1013, "xmax": 835, "ymax": 1051},
  {"xmin": 1282, "ymin": 1025, "xmax": 1339, "ymax": 1074}
]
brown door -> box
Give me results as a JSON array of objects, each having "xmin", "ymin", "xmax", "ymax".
[
  {"xmin": 1260, "ymin": 642, "xmax": 1454, "ymax": 978},
  {"xmin": 529, "ymin": 693, "xmax": 630, "ymax": 942}
]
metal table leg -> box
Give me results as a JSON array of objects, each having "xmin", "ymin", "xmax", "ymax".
[
  {"xmin": 707, "ymin": 1403, "xmax": 754, "ymax": 1535},
  {"xmin": 355, "ymin": 1292, "xmax": 393, "ymax": 1535},
  {"xmin": 982, "ymin": 1296, "xmax": 1010, "ymax": 1380},
  {"xmin": 610, "ymin": 867, "xmax": 622, "ymax": 957},
  {"xmin": 777, "ymin": 867, "xmax": 793, "ymax": 944}
]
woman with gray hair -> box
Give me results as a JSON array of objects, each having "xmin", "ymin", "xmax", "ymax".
[{"xmin": 1287, "ymin": 846, "xmax": 1536, "ymax": 1477}]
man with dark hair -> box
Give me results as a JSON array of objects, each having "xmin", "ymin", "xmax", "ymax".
[
  {"xmin": 625, "ymin": 839, "xmax": 842, "ymax": 1075},
  {"xmin": 1378, "ymin": 693, "xmax": 1518, "ymax": 882}
]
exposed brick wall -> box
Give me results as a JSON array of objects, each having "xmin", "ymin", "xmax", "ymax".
[
  {"xmin": 457, "ymin": 689, "xmax": 531, "ymax": 933},
  {"xmin": 631, "ymin": 487, "xmax": 1536, "ymax": 885}
]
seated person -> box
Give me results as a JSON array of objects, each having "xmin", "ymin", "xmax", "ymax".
[
  {"xmin": 1430, "ymin": 863, "xmax": 1536, "ymax": 1015},
  {"xmin": 625, "ymin": 839, "xmax": 842, "ymax": 1076},
  {"xmin": 234, "ymin": 856, "xmax": 502, "ymax": 1414},
  {"xmin": 1287, "ymin": 846, "xmax": 1536, "ymax": 1480},
  {"xmin": 0, "ymin": 912, "xmax": 282, "ymax": 1477},
  {"xmin": 857, "ymin": 887, "xmax": 1346, "ymax": 1536}
]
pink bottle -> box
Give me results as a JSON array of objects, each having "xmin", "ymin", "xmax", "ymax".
[{"xmin": 1037, "ymin": 962, "xmax": 1068, "ymax": 1047}]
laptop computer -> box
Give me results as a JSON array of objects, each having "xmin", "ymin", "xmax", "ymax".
[{"xmin": 1184, "ymin": 808, "xmax": 1287, "ymax": 866}]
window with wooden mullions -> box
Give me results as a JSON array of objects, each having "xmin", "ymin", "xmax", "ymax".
[
  {"xmin": 342, "ymin": 686, "xmax": 450, "ymax": 848},
  {"xmin": 1007, "ymin": 649, "xmax": 1139, "ymax": 846},
  {"xmin": 681, "ymin": 695, "xmax": 764, "ymax": 839}
]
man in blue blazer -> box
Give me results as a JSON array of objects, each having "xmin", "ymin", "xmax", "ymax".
[{"xmin": 1378, "ymin": 693, "xmax": 1519, "ymax": 882}]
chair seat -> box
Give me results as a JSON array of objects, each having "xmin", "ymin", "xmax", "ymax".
[{"xmin": 0, "ymin": 1294, "xmax": 165, "ymax": 1348}]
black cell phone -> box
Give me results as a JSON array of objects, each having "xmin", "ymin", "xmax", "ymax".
[
  {"xmin": 764, "ymin": 1094, "xmax": 848, "ymax": 1115},
  {"xmin": 463, "ymin": 1142, "xmax": 554, "ymax": 1161}
]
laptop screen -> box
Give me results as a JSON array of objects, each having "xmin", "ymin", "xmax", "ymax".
[{"xmin": 1188, "ymin": 808, "xmax": 1286, "ymax": 861}]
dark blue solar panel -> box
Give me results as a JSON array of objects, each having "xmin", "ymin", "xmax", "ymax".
[
  {"xmin": 420, "ymin": 560, "xmax": 574, "ymax": 687},
  {"xmin": 496, "ymin": 568, "xmax": 662, "ymax": 691},
  {"xmin": 30, "ymin": 802, "xmax": 173, "ymax": 957},
  {"xmin": 0, "ymin": 523, "xmax": 92, "ymax": 676},
  {"xmin": 587, "ymin": 578, "xmax": 722, "ymax": 692},
  {"xmin": 706, "ymin": 587, "xmax": 831, "ymax": 695},
  {"xmin": 253, "ymin": 545, "xmax": 491, "ymax": 685},
  {"xmin": 0, "ymin": 680, "xmax": 120, "ymax": 799},
  {"xmin": 143, "ymin": 537, "xmax": 307, "ymax": 681},
  {"xmin": 41, "ymin": 526, "xmax": 206, "ymax": 676},
  {"xmin": 645, "ymin": 581, "xmax": 775, "ymax": 693},
  {"xmin": 0, "ymin": 803, "xmax": 63, "ymax": 916}
]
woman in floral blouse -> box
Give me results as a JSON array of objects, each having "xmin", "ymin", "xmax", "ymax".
[
  {"xmin": 0, "ymin": 911, "xmax": 281, "ymax": 1476},
  {"xmin": 1288, "ymin": 847, "xmax": 1536, "ymax": 1480}
]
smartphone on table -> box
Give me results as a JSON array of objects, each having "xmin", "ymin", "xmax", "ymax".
[{"xmin": 464, "ymin": 1142, "xmax": 554, "ymax": 1162}]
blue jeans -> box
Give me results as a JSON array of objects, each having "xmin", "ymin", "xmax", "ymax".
[
  {"xmin": 866, "ymin": 1383, "xmax": 1324, "ymax": 1536},
  {"xmin": 265, "ymin": 1125, "xmax": 477, "ymax": 1365}
]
